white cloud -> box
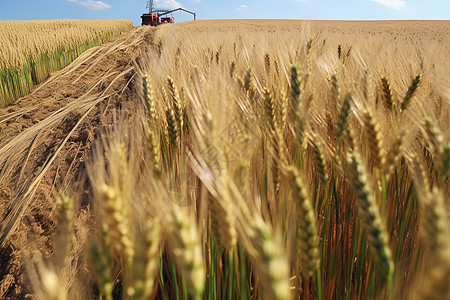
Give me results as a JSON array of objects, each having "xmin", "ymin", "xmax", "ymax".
[
  {"xmin": 155, "ymin": 0, "xmax": 182, "ymax": 9},
  {"xmin": 68, "ymin": 0, "xmax": 111, "ymax": 10},
  {"xmin": 236, "ymin": 4, "xmax": 248, "ymax": 10},
  {"xmin": 370, "ymin": 0, "xmax": 405, "ymax": 9}
]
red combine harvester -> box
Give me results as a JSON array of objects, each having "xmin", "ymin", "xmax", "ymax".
[{"xmin": 141, "ymin": 0, "xmax": 196, "ymax": 26}]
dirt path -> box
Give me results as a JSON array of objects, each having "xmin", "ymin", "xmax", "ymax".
[{"xmin": 0, "ymin": 26, "xmax": 155, "ymax": 299}]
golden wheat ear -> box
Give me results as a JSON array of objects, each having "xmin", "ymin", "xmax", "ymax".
[
  {"xmin": 420, "ymin": 188, "xmax": 449, "ymax": 256},
  {"xmin": 24, "ymin": 194, "xmax": 76, "ymax": 300},
  {"xmin": 264, "ymin": 86, "xmax": 287, "ymax": 192},
  {"xmin": 347, "ymin": 153, "xmax": 394, "ymax": 284},
  {"xmin": 264, "ymin": 86, "xmax": 276, "ymax": 131},
  {"xmin": 142, "ymin": 74, "xmax": 162, "ymax": 175},
  {"xmin": 290, "ymin": 65, "xmax": 301, "ymax": 116},
  {"xmin": 414, "ymin": 188, "xmax": 450, "ymax": 300},
  {"xmin": 127, "ymin": 218, "xmax": 161, "ymax": 299},
  {"xmin": 362, "ymin": 110, "xmax": 385, "ymax": 169},
  {"xmin": 383, "ymin": 132, "xmax": 404, "ymax": 181},
  {"xmin": 380, "ymin": 76, "xmax": 394, "ymax": 111},
  {"xmin": 101, "ymin": 184, "xmax": 134, "ymax": 262},
  {"xmin": 416, "ymin": 250, "xmax": 450, "ymax": 300},
  {"xmin": 264, "ymin": 53, "xmax": 271, "ymax": 76},
  {"xmin": 25, "ymin": 256, "xmax": 69, "ymax": 300},
  {"xmin": 208, "ymin": 191, "xmax": 237, "ymax": 251},
  {"xmin": 401, "ymin": 74, "xmax": 421, "ymax": 112},
  {"xmin": 53, "ymin": 195, "xmax": 74, "ymax": 274},
  {"xmin": 248, "ymin": 216, "xmax": 291, "ymax": 300},
  {"xmin": 143, "ymin": 73, "xmax": 157, "ymax": 125},
  {"xmin": 330, "ymin": 73, "xmax": 340, "ymax": 103},
  {"xmin": 166, "ymin": 108, "xmax": 179, "ymax": 149},
  {"xmin": 336, "ymin": 92, "xmax": 352, "ymax": 139},
  {"xmin": 205, "ymin": 150, "xmax": 237, "ymax": 251},
  {"xmin": 310, "ymin": 136, "xmax": 328, "ymax": 186},
  {"xmin": 167, "ymin": 76, "xmax": 184, "ymax": 134},
  {"xmin": 423, "ymin": 117, "xmax": 449, "ymax": 178},
  {"xmin": 286, "ymin": 166, "xmax": 320, "ymax": 279},
  {"xmin": 290, "ymin": 65, "xmax": 307, "ymax": 149},
  {"xmin": 167, "ymin": 208, "xmax": 205, "ymax": 299}
]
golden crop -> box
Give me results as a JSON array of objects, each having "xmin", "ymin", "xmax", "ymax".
[
  {"xmin": 0, "ymin": 20, "xmax": 133, "ymax": 106},
  {"xmin": 0, "ymin": 20, "xmax": 449, "ymax": 300}
]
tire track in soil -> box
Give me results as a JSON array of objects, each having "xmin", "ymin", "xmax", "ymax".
[{"xmin": 0, "ymin": 26, "xmax": 156, "ymax": 299}]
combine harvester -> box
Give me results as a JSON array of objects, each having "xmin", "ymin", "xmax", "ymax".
[{"xmin": 141, "ymin": 0, "xmax": 196, "ymax": 26}]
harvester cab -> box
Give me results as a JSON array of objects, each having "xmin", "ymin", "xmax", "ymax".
[{"xmin": 141, "ymin": 0, "xmax": 196, "ymax": 26}]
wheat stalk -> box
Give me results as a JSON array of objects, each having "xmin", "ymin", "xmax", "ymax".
[{"xmin": 90, "ymin": 241, "xmax": 113, "ymax": 300}]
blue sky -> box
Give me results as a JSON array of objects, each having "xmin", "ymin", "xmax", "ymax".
[{"xmin": 0, "ymin": 0, "xmax": 448, "ymax": 26}]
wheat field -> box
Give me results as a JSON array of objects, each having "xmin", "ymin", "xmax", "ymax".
[
  {"xmin": 0, "ymin": 20, "xmax": 133, "ymax": 106},
  {"xmin": 0, "ymin": 20, "xmax": 449, "ymax": 300}
]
